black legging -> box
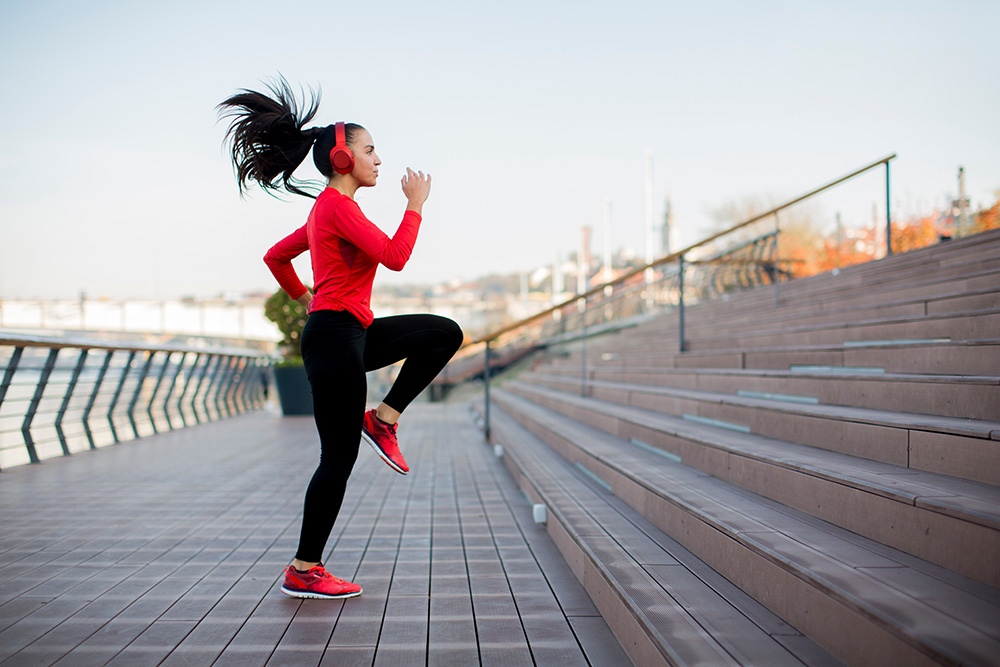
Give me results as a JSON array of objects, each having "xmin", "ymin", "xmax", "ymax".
[{"xmin": 294, "ymin": 310, "xmax": 463, "ymax": 562}]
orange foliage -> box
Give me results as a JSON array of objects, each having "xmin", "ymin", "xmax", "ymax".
[
  {"xmin": 890, "ymin": 215, "xmax": 940, "ymax": 254},
  {"xmin": 973, "ymin": 199, "xmax": 1000, "ymax": 234},
  {"xmin": 778, "ymin": 192, "xmax": 999, "ymax": 280},
  {"xmin": 783, "ymin": 225, "xmax": 881, "ymax": 279}
]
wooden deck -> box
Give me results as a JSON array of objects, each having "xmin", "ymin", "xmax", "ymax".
[{"xmin": 0, "ymin": 404, "xmax": 629, "ymax": 666}]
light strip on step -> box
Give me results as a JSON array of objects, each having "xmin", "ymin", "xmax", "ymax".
[
  {"xmin": 843, "ymin": 338, "xmax": 950, "ymax": 347},
  {"xmin": 682, "ymin": 413, "xmax": 752, "ymax": 433},
  {"xmin": 790, "ymin": 365, "xmax": 886, "ymax": 374},
  {"xmin": 574, "ymin": 462, "xmax": 612, "ymax": 492},
  {"xmin": 629, "ymin": 437, "xmax": 683, "ymax": 462},
  {"xmin": 737, "ymin": 390, "xmax": 819, "ymax": 405}
]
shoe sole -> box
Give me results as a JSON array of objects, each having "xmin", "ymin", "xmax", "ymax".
[
  {"xmin": 361, "ymin": 429, "xmax": 408, "ymax": 475},
  {"xmin": 281, "ymin": 585, "xmax": 362, "ymax": 600}
]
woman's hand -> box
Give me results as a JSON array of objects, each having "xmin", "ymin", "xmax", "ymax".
[
  {"xmin": 296, "ymin": 290, "xmax": 313, "ymax": 312},
  {"xmin": 402, "ymin": 168, "xmax": 431, "ymax": 214}
]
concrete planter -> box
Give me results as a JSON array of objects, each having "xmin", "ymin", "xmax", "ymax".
[{"xmin": 273, "ymin": 365, "xmax": 313, "ymax": 415}]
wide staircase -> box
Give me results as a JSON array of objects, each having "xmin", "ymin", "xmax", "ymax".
[{"xmin": 483, "ymin": 228, "xmax": 1000, "ymax": 666}]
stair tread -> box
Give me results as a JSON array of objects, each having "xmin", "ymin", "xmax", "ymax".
[
  {"xmin": 528, "ymin": 370, "xmax": 1000, "ymax": 439},
  {"xmin": 490, "ymin": 401, "xmax": 837, "ymax": 666},
  {"xmin": 570, "ymin": 365, "xmax": 1000, "ymax": 385},
  {"xmin": 508, "ymin": 379, "xmax": 1000, "ymax": 530},
  {"xmin": 493, "ymin": 388, "xmax": 1000, "ymax": 665}
]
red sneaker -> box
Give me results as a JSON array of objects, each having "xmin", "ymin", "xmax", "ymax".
[
  {"xmin": 280, "ymin": 564, "xmax": 362, "ymax": 599},
  {"xmin": 361, "ymin": 409, "xmax": 409, "ymax": 474}
]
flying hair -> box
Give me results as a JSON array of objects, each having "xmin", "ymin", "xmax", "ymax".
[{"xmin": 217, "ymin": 75, "xmax": 324, "ymax": 199}]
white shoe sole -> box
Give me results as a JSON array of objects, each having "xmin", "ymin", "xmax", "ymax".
[
  {"xmin": 281, "ymin": 585, "xmax": 362, "ymax": 599},
  {"xmin": 361, "ymin": 430, "xmax": 408, "ymax": 475}
]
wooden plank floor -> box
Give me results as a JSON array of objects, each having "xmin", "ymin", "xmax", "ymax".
[{"xmin": 0, "ymin": 403, "xmax": 629, "ymax": 666}]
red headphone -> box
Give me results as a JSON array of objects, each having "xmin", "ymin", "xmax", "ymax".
[{"xmin": 329, "ymin": 121, "xmax": 354, "ymax": 175}]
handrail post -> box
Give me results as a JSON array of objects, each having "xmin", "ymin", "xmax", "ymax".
[
  {"xmin": 83, "ymin": 350, "xmax": 114, "ymax": 450},
  {"xmin": 774, "ymin": 211, "xmax": 781, "ymax": 307},
  {"xmin": 483, "ymin": 340, "xmax": 492, "ymax": 442},
  {"xmin": 885, "ymin": 161, "xmax": 893, "ymax": 256},
  {"xmin": 177, "ymin": 352, "xmax": 203, "ymax": 427},
  {"xmin": 0, "ymin": 346, "xmax": 24, "ymax": 471},
  {"xmin": 678, "ymin": 255, "xmax": 686, "ymax": 353},
  {"xmin": 127, "ymin": 351, "xmax": 155, "ymax": 439},
  {"xmin": 22, "ymin": 348, "xmax": 59, "ymax": 463},
  {"xmin": 214, "ymin": 356, "xmax": 236, "ymax": 419},
  {"xmin": 0, "ymin": 346, "xmax": 23, "ymax": 409},
  {"xmin": 580, "ymin": 296, "xmax": 588, "ymax": 397},
  {"xmin": 55, "ymin": 349, "xmax": 89, "ymax": 455},
  {"xmin": 146, "ymin": 351, "xmax": 173, "ymax": 433},
  {"xmin": 107, "ymin": 350, "xmax": 136, "ymax": 443},
  {"xmin": 162, "ymin": 351, "xmax": 187, "ymax": 430},
  {"xmin": 202, "ymin": 355, "xmax": 226, "ymax": 422}
]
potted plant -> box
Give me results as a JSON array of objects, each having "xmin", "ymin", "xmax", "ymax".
[{"xmin": 264, "ymin": 288, "xmax": 313, "ymax": 415}]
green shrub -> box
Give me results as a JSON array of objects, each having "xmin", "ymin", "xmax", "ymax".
[{"xmin": 264, "ymin": 288, "xmax": 309, "ymax": 365}]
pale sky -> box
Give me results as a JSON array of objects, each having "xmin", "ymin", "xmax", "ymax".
[{"xmin": 1, "ymin": 0, "xmax": 997, "ymax": 299}]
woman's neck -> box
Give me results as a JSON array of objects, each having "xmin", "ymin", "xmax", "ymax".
[{"xmin": 327, "ymin": 175, "xmax": 358, "ymax": 199}]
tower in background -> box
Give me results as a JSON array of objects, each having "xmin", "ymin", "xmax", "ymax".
[{"xmin": 661, "ymin": 197, "xmax": 673, "ymax": 256}]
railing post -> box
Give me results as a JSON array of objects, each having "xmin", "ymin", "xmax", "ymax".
[
  {"xmin": 774, "ymin": 211, "xmax": 781, "ymax": 307},
  {"xmin": 127, "ymin": 351, "xmax": 155, "ymax": 439},
  {"xmin": 0, "ymin": 346, "xmax": 23, "ymax": 409},
  {"xmin": 22, "ymin": 348, "xmax": 59, "ymax": 463},
  {"xmin": 225, "ymin": 357, "xmax": 244, "ymax": 416},
  {"xmin": 0, "ymin": 346, "xmax": 23, "ymax": 471},
  {"xmin": 203, "ymin": 355, "xmax": 227, "ymax": 422},
  {"xmin": 162, "ymin": 351, "xmax": 187, "ymax": 430},
  {"xmin": 580, "ymin": 296, "xmax": 588, "ymax": 397},
  {"xmin": 107, "ymin": 350, "xmax": 136, "ymax": 443},
  {"xmin": 678, "ymin": 255, "xmax": 686, "ymax": 353},
  {"xmin": 146, "ymin": 351, "xmax": 173, "ymax": 434},
  {"xmin": 180, "ymin": 353, "xmax": 203, "ymax": 426},
  {"xmin": 213, "ymin": 356, "xmax": 235, "ymax": 419},
  {"xmin": 55, "ymin": 349, "xmax": 89, "ymax": 455},
  {"xmin": 241, "ymin": 358, "xmax": 261, "ymax": 411},
  {"xmin": 484, "ymin": 340, "xmax": 492, "ymax": 442},
  {"xmin": 83, "ymin": 350, "xmax": 114, "ymax": 450},
  {"xmin": 187, "ymin": 353, "xmax": 211, "ymax": 424},
  {"xmin": 885, "ymin": 160, "xmax": 893, "ymax": 256},
  {"xmin": 228, "ymin": 357, "xmax": 246, "ymax": 415}
]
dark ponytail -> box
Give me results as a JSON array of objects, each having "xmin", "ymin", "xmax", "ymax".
[{"xmin": 217, "ymin": 76, "xmax": 323, "ymax": 199}]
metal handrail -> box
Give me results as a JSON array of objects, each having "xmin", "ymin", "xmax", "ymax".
[
  {"xmin": 0, "ymin": 333, "xmax": 271, "ymax": 469},
  {"xmin": 470, "ymin": 153, "xmax": 896, "ymax": 440},
  {"xmin": 474, "ymin": 153, "xmax": 895, "ymax": 346}
]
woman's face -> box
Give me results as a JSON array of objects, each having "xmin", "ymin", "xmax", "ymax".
[{"xmin": 349, "ymin": 129, "xmax": 380, "ymax": 187}]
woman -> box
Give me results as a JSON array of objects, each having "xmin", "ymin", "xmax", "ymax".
[{"xmin": 219, "ymin": 77, "xmax": 463, "ymax": 600}]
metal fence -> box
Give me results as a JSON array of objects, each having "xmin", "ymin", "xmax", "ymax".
[
  {"xmin": 0, "ymin": 333, "xmax": 271, "ymax": 470},
  {"xmin": 463, "ymin": 153, "xmax": 896, "ymax": 440}
]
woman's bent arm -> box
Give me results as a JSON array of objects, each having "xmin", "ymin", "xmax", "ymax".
[{"xmin": 264, "ymin": 225, "xmax": 310, "ymax": 299}]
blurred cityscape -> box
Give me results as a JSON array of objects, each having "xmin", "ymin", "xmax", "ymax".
[{"xmin": 2, "ymin": 187, "xmax": 996, "ymax": 354}]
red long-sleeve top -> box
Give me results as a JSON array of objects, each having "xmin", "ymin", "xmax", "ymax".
[{"xmin": 263, "ymin": 187, "xmax": 421, "ymax": 327}]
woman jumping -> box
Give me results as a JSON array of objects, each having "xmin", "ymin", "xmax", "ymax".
[{"xmin": 219, "ymin": 77, "xmax": 463, "ymax": 600}]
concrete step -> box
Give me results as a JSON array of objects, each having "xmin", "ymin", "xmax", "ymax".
[
  {"xmin": 504, "ymin": 380, "xmax": 1000, "ymax": 587},
  {"xmin": 486, "ymin": 401, "xmax": 840, "ymax": 667},
  {"xmin": 541, "ymin": 364, "xmax": 1000, "ymax": 421},
  {"xmin": 521, "ymin": 369, "xmax": 1000, "ymax": 485},
  {"xmin": 608, "ymin": 299, "xmax": 1000, "ymax": 357},
  {"xmin": 682, "ymin": 309, "xmax": 1000, "ymax": 353},
  {"xmin": 657, "ymin": 287, "xmax": 1000, "ymax": 339},
  {"xmin": 565, "ymin": 338, "xmax": 1000, "ymax": 377},
  {"xmin": 653, "ymin": 261, "xmax": 1000, "ymax": 330},
  {"xmin": 776, "ymin": 257, "xmax": 1000, "ymax": 308},
  {"xmin": 492, "ymin": 388, "xmax": 1000, "ymax": 667}
]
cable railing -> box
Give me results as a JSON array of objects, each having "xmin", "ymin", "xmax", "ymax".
[
  {"xmin": 0, "ymin": 332, "xmax": 271, "ymax": 470},
  {"xmin": 455, "ymin": 153, "xmax": 896, "ymax": 440}
]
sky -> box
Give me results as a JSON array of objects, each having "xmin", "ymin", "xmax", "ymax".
[{"xmin": 1, "ymin": 0, "xmax": 998, "ymax": 300}]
